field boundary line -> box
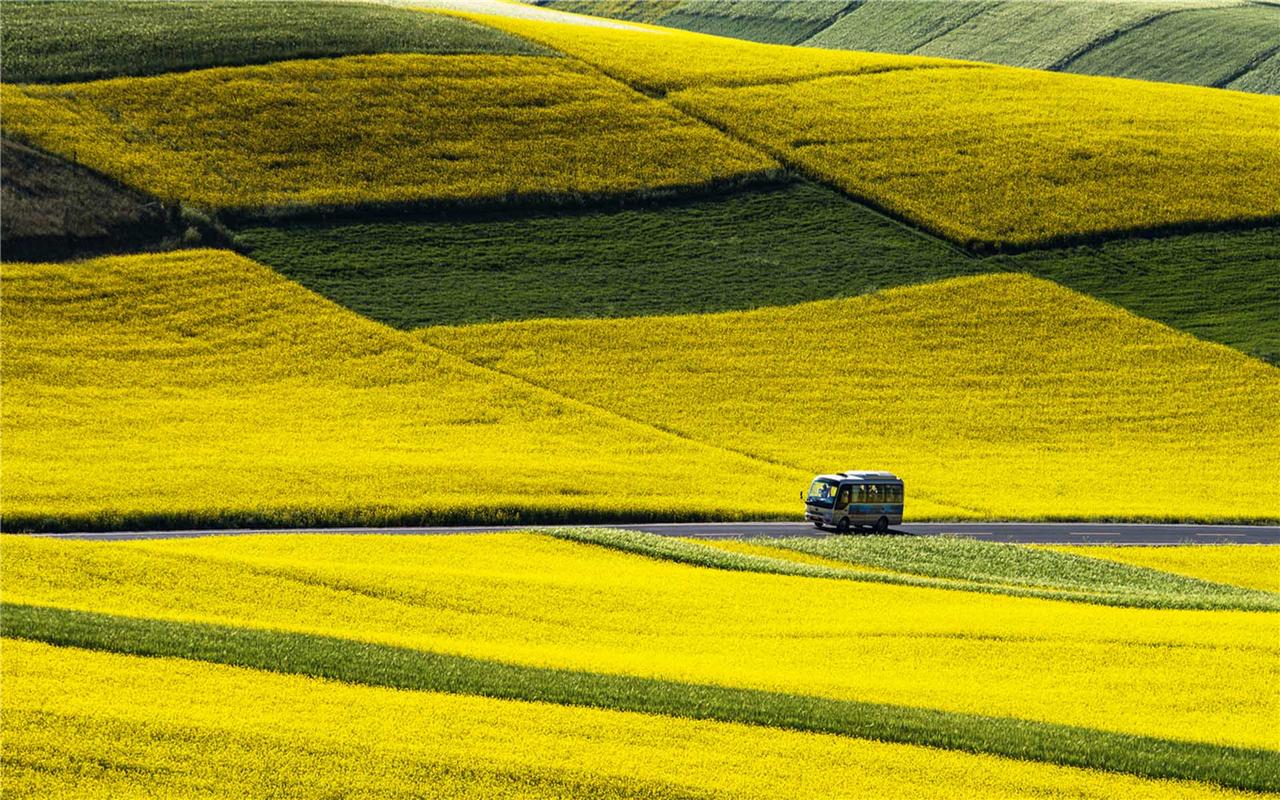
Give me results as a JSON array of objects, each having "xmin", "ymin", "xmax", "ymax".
[
  {"xmin": 1049, "ymin": 6, "xmax": 1195, "ymax": 72},
  {"xmin": 418, "ymin": 335, "xmax": 974, "ymax": 517}
]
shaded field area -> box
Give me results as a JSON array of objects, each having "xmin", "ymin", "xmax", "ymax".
[
  {"xmin": 238, "ymin": 181, "xmax": 1280, "ymax": 363},
  {"xmin": 3, "ymin": 532, "xmax": 1277, "ymax": 796},
  {"xmin": 0, "ymin": 138, "xmax": 183, "ymax": 261},
  {"xmin": 0, "ymin": 0, "xmax": 546, "ymax": 83},
  {"xmin": 423, "ymin": 274, "xmax": 1280, "ymax": 522}
]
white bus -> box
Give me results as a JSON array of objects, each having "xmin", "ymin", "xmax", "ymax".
[{"xmin": 804, "ymin": 471, "xmax": 904, "ymax": 534}]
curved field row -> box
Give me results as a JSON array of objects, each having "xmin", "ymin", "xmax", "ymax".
[
  {"xmin": 0, "ymin": 249, "xmax": 818, "ymax": 531},
  {"xmin": 0, "ymin": 0, "xmax": 546, "ymax": 83},
  {"xmin": 4, "ymin": 533, "xmax": 1277, "ymax": 752},
  {"xmin": 548, "ymin": 528, "xmax": 1280, "ymax": 611},
  {"xmin": 422, "ymin": 273, "xmax": 1280, "ymax": 522},
  {"xmin": 1045, "ymin": 545, "xmax": 1280, "ymax": 594},
  {"xmin": 5, "ymin": 637, "xmax": 1260, "ymax": 799},
  {"xmin": 235, "ymin": 181, "xmax": 1280, "ymax": 363},
  {"xmin": 538, "ymin": 0, "xmax": 1278, "ymax": 94},
  {"xmin": 0, "ymin": 54, "xmax": 779, "ymax": 212},
  {"xmin": 461, "ymin": 9, "xmax": 1280, "ymax": 250},
  {"xmin": 1064, "ymin": 4, "xmax": 1280, "ymax": 90}
]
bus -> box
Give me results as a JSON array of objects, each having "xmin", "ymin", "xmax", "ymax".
[{"xmin": 804, "ymin": 471, "xmax": 904, "ymax": 534}]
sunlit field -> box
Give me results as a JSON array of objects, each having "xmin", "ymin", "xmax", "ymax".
[
  {"xmin": 2, "ymin": 1, "xmax": 1277, "ymax": 797},
  {"xmin": 0, "ymin": 250, "xmax": 806, "ymax": 531},
  {"xmin": 3, "ymin": 532, "xmax": 1277, "ymax": 797},
  {"xmin": 470, "ymin": 9, "xmax": 1280, "ymax": 249},
  {"xmin": 424, "ymin": 274, "xmax": 1280, "ymax": 522},
  {"xmin": 0, "ymin": 54, "xmax": 777, "ymax": 211}
]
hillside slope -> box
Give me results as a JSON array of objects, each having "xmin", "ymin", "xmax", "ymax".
[
  {"xmin": 423, "ymin": 274, "xmax": 1280, "ymax": 521},
  {"xmin": 464, "ymin": 9, "xmax": 1280, "ymax": 249},
  {"xmin": 0, "ymin": 249, "xmax": 822, "ymax": 531},
  {"xmin": 537, "ymin": 0, "xmax": 1279, "ymax": 94}
]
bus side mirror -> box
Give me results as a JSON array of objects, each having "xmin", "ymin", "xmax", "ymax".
[{"xmin": 800, "ymin": 491, "xmax": 805, "ymax": 501}]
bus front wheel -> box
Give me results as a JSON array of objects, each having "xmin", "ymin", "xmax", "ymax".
[
  {"xmin": 875, "ymin": 517, "xmax": 889, "ymax": 534},
  {"xmin": 836, "ymin": 518, "xmax": 850, "ymax": 534}
]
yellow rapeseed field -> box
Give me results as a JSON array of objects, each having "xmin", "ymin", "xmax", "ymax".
[
  {"xmin": 5, "ymin": 534, "xmax": 1277, "ymax": 750},
  {"xmin": 4, "ymin": 640, "xmax": 1249, "ymax": 800},
  {"xmin": 673, "ymin": 68, "xmax": 1280, "ymax": 248},
  {"xmin": 0, "ymin": 249, "xmax": 807, "ymax": 530},
  {"xmin": 423, "ymin": 274, "xmax": 1280, "ymax": 522},
  {"xmin": 1048, "ymin": 546, "xmax": 1280, "ymax": 594},
  {"xmin": 450, "ymin": 8, "xmax": 958, "ymax": 91},
  {"xmin": 0, "ymin": 54, "xmax": 777, "ymax": 210},
  {"xmin": 455, "ymin": 8, "xmax": 1280, "ymax": 248}
]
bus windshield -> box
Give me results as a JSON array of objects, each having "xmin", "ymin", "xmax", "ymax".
[{"xmin": 806, "ymin": 479, "xmax": 840, "ymax": 508}]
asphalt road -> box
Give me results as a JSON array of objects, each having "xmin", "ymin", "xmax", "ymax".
[{"xmin": 24, "ymin": 522, "xmax": 1280, "ymax": 544}]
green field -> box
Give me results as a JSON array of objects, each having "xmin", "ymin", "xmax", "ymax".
[
  {"xmin": 0, "ymin": 0, "xmax": 546, "ymax": 83},
  {"xmin": 540, "ymin": 0, "xmax": 1279, "ymax": 94},
  {"xmin": 236, "ymin": 180, "xmax": 1280, "ymax": 363},
  {"xmin": 1065, "ymin": 4, "xmax": 1280, "ymax": 89},
  {"xmin": 542, "ymin": 0, "xmax": 855, "ymax": 43},
  {"xmin": 1230, "ymin": 49, "xmax": 1280, "ymax": 92}
]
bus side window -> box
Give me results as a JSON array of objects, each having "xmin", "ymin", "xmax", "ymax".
[
  {"xmin": 856, "ymin": 485, "xmax": 866, "ymax": 503},
  {"xmin": 836, "ymin": 487, "xmax": 851, "ymax": 510}
]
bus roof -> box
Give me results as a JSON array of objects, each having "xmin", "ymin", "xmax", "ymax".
[{"xmin": 815, "ymin": 471, "xmax": 902, "ymax": 483}]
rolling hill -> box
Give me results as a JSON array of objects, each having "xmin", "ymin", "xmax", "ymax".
[
  {"xmin": 0, "ymin": 249, "xmax": 813, "ymax": 531},
  {"xmin": 423, "ymin": 273, "xmax": 1280, "ymax": 522},
  {"xmin": 539, "ymin": 0, "xmax": 1280, "ymax": 93}
]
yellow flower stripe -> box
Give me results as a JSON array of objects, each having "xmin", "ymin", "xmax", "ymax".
[
  {"xmin": 0, "ymin": 249, "xmax": 809, "ymax": 529},
  {"xmin": 673, "ymin": 68, "xmax": 1280, "ymax": 248},
  {"xmin": 4, "ymin": 534, "xmax": 1277, "ymax": 750},
  {"xmin": 0, "ymin": 53, "xmax": 777, "ymax": 210},
  {"xmin": 1046, "ymin": 546, "xmax": 1280, "ymax": 594},
  {"xmin": 446, "ymin": 7, "xmax": 960, "ymax": 91},
  {"xmin": 422, "ymin": 274, "xmax": 1280, "ymax": 522},
  {"xmin": 459, "ymin": 9, "xmax": 1280, "ymax": 248},
  {"xmin": 3, "ymin": 640, "xmax": 1249, "ymax": 800}
]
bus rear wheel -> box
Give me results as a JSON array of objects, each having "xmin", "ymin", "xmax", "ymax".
[
  {"xmin": 836, "ymin": 518, "xmax": 850, "ymax": 534},
  {"xmin": 874, "ymin": 516, "xmax": 889, "ymax": 534}
]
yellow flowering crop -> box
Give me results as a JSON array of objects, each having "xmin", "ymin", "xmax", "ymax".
[
  {"xmin": 0, "ymin": 249, "xmax": 805, "ymax": 530},
  {"xmin": 4, "ymin": 640, "xmax": 1249, "ymax": 800},
  {"xmin": 0, "ymin": 53, "xmax": 777, "ymax": 210},
  {"xmin": 455, "ymin": 8, "xmax": 1280, "ymax": 249},
  {"xmin": 1047, "ymin": 546, "xmax": 1280, "ymax": 594},
  {"xmin": 423, "ymin": 274, "xmax": 1280, "ymax": 522},
  {"xmin": 448, "ymin": 8, "xmax": 960, "ymax": 91},
  {"xmin": 5, "ymin": 533, "xmax": 1277, "ymax": 750},
  {"xmin": 672, "ymin": 68, "xmax": 1280, "ymax": 248}
]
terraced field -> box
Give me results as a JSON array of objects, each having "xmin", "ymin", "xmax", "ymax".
[{"xmin": 4, "ymin": 532, "xmax": 1278, "ymax": 796}]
